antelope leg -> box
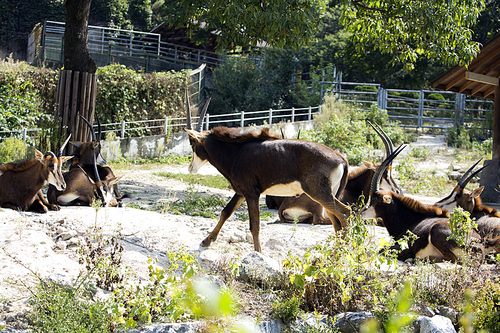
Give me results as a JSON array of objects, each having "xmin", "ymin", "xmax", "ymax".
[
  {"xmin": 37, "ymin": 190, "xmax": 60, "ymax": 211},
  {"xmin": 247, "ymin": 196, "xmax": 261, "ymax": 253},
  {"xmin": 202, "ymin": 193, "xmax": 245, "ymax": 247}
]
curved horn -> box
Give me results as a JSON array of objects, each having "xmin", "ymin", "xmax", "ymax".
[
  {"xmin": 186, "ymin": 88, "xmax": 192, "ymax": 130},
  {"xmin": 458, "ymin": 159, "xmax": 490, "ymax": 189},
  {"xmin": 196, "ymin": 95, "xmax": 212, "ymax": 132},
  {"xmin": 78, "ymin": 113, "xmax": 97, "ymax": 142},
  {"xmin": 370, "ymin": 144, "xmax": 407, "ymax": 195},
  {"xmin": 368, "ymin": 121, "xmax": 393, "ymax": 157},
  {"xmin": 58, "ymin": 134, "xmax": 72, "ymax": 157},
  {"xmin": 93, "ymin": 153, "xmax": 101, "ymax": 183},
  {"xmin": 457, "ymin": 158, "xmax": 483, "ymax": 189}
]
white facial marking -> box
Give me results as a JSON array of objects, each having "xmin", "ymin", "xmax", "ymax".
[
  {"xmin": 47, "ymin": 171, "xmax": 66, "ymax": 191},
  {"xmin": 188, "ymin": 152, "xmax": 207, "ymax": 174}
]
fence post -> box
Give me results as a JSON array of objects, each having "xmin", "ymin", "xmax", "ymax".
[
  {"xmin": 455, "ymin": 93, "xmax": 465, "ymax": 126},
  {"xmin": 164, "ymin": 116, "xmax": 168, "ymax": 135},
  {"xmin": 205, "ymin": 113, "xmax": 209, "ymax": 130},
  {"xmin": 241, "ymin": 111, "xmax": 245, "ymax": 128},
  {"xmin": 308, "ymin": 106, "xmax": 312, "ymax": 121},
  {"xmin": 418, "ymin": 91, "xmax": 424, "ymax": 128},
  {"xmin": 23, "ymin": 128, "xmax": 27, "ymax": 143},
  {"xmin": 377, "ymin": 87, "xmax": 384, "ymax": 109},
  {"xmin": 291, "ymin": 107, "xmax": 295, "ymax": 123},
  {"xmin": 269, "ymin": 108, "xmax": 273, "ymax": 125},
  {"xmin": 121, "ymin": 120, "xmax": 126, "ymax": 139}
]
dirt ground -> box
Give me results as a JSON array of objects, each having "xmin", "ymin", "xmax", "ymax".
[{"xmin": 0, "ymin": 133, "xmax": 489, "ymax": 330}]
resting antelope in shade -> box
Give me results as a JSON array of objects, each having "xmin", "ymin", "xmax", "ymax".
[
  {"xmin": 48, "ymin": 155, "xmax": 124, "ymax": 207},
  {"xmin": 186, "ymin": 126, "xmax": 351, "ymax": 253},
  {"xmin": 276, "ymin": 121, "xmax": 403, "ymax": 224},
  {"xmin": 364, "ymin": 145, "xmax": 484, "ymax": 262},
  {"xmin": 71, "ymin": 113, "xmax": 127, "ymax": 203},
  {"xmin": 0, "ymin": 136, "xmax": 72, "ymax": 213},
  {"xmin": 434, "ymin": 160, "xmax": 500, "ymax": 252}
]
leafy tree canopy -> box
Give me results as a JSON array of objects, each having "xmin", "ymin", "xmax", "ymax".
[
  {"xmin": 337, "ymin": 0, "xmax": 486, "ymax": 70},
  {"xmin": 156, "ymin": 0, "xmax": 329, "ymax": 50}
]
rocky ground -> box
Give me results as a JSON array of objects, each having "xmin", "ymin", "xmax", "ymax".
[{"xmin": 0, "ymin": 133, "xmax": 494, "ymax": 331}]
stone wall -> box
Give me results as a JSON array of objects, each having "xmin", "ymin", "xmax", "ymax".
[{"xmin": 100, "ymin": 121, "xmax": 314, "ymax": 161}]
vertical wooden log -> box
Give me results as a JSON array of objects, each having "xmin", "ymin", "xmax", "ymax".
[
  {"xmin": 62, "ymin": 70, "xmax": 72, "ymax": 132},
  {"xmin": 84, "ymin": 73, "xmax": 93, "ymax": 141},
  {"xmin": 78, "ymin": 72, "xmax": 89, "ymax": 142},
  {"xmin": 67, "ymin": 71, "xmax": 80, "ymax": 154},
  {"xmin": 89, "ymin": 74, "xmax": 98, "ymax": 139},
  {"xmin": 55, "ymin": 70, "xmax": 65, "ymax": 142}
]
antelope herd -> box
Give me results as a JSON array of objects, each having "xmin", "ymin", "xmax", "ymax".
[{"xmin": 1, "ymin": 115, "xmax": 497, "ymax": 263}]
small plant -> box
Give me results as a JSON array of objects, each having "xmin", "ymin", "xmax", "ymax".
[
  {"xmin": 272, "ymin": 292, "xmax": 303, "ymax": 324},
  {"xmin": 76, "ymin": 226, "xmax": 125, "ymax": 292},
  {"xmin": 448, "ymin": 207, "xmax": 478, "ymax": 261},
  {"xmin": 466, "ymin": 279, "xmax": 500, "ymax": 332}
]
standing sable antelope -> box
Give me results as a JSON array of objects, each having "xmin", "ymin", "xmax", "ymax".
[
  {"xmin": 434, "ymin": 160, "xmax": 500, "ymax": 252},
  {"xmin": 364, "ymin": 145, "xmax": 484, "ymax": 262},
  {"xmin": 186, "ymin": 126, "xmax": 351, "ymax": 253},
  {"xmin": 48, "ymin": 155, "xmax": 124, "ymax": 207},
  {"xmin": 0, "ymin": 136, "xmax": 72, "ymax": 213},
  {"xmin": 276, "ymin": 121, "xmax": 402, "ymax": 224},
  {"xmin": 71, "ymin": 113, "xmax": 126, "ymax": 203}
]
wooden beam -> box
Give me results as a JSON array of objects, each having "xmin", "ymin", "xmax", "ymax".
[
  {"xmin": 459, "ymin": 80, "xmax": 474, "ymax": 93},
  {"xmin": 445, "ymin": 72, "xmax": 466, "ymax": 90},
  {"xmin": 484, "ymin": 86, "xmax": 497, "ymax": 99},
  {"xmin": 465, "ymin": 71, "xmax": 499, "ymax": 86}
]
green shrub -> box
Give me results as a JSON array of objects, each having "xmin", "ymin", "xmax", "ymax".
[
  {"xmin": 469, "ymin": 279, "xmax": 500, "ymax": 332},
  {"xmin": 426, "ymin": 93, "xmax": 445, "ymax": 101},
  {"xmin": 303, "ymin": 98, "xmax": 407, "ymax": 165},
  {"xmin": 29, "ymin": 280, "xmax": 111, "ymax": 333},
  {"xmin": 0, "ymin": 137, "xmax": 27, "ymax": 164}
]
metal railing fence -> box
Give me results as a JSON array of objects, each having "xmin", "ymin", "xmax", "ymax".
[{"xmin": 0, "ymin": 106, "xmax": 320, "ymax": 143}]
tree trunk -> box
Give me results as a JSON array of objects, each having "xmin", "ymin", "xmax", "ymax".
[{"xmin": 64, "ymin": 0, "xmax": 96, "ymax": 73}]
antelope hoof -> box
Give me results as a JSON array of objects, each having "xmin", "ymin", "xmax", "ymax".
[
  {"xmin": 48, "ymin": 204, "xmax": 61, "ymax": 211},
  {"xmin": 201, "ymin": 236, "xmax": 216, "ymax": 247}
]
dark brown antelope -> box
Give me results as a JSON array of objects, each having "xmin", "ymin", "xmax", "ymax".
[
  {"xmin": 186, "ymin": 126, "xmax": 351, "ymax": 253},
  {"xmin": 0, "ymin": 136, "xmax": 72, "ymax": 213},
  {"xmin": 365, "ymin": 146, "xmax": 484, "ymax": 262},
  {"xmin": 434, "ymin": 160, "xmax": 500, "ymax": 252},
  {"xmin": 276, "ymin": 121, "xmax": 402, "ymax": 224},
  {"xmin": 71, "ymin": 113, "xmax": 127, "ymax": 203},
  {"xmin": 48, "ymin": 155, "xmax": 124, "ymax": 207}
]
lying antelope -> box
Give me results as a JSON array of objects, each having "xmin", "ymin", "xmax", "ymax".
[
  {"xmin": 277, "ymin": 121, "xmax": 402, "ymax": 224},
  {"xmin": 0, "ymin": 136, "xmax": 72, "ymax": 213},
  {"xmin": 364, "ymin": 145, "xmax": 484, "ymax": 262},
  {"xmin": 71, "ymin": 113, "xmax": 127, "ymax": 203},
  {"xmin": 434, "ymin": 160, "xmax": 500, "ymax": 252},
  {"xmin": 186, "ymin": 126, "xmax": 351, "ymax": 253},
  {"xmin": 48, "ymin": 155, "xmax": 124, "ymax": 207}
]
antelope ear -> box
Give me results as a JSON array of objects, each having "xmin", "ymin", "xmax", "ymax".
[
  {"xmin": 92, "ymin": 142, "xmax": 100, "ymax": 149},
  {"xmin": 185, "ymin": 128, "xmax": 204, "ymax": 142},
  {"xmin": 60, "ymin": 156, "xmax": 74, "ymax": 163},
  {"xmin": 471, "ymin": 186, "xmax": 484, "ymax": 198},
  {"xmin": 35, "ymin": 149, "xmax": 44, "ymax": 162},
  {"xmin": 108, "ymin": 174, "xmax": 125, "ymax": 186},
  {"xmin": 383, "ymin": 195, "xmax": 392, "ymax": 204},
  {"xmin": 362, "ymin": 161, "xmax": 376, "ymax": 170}
]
